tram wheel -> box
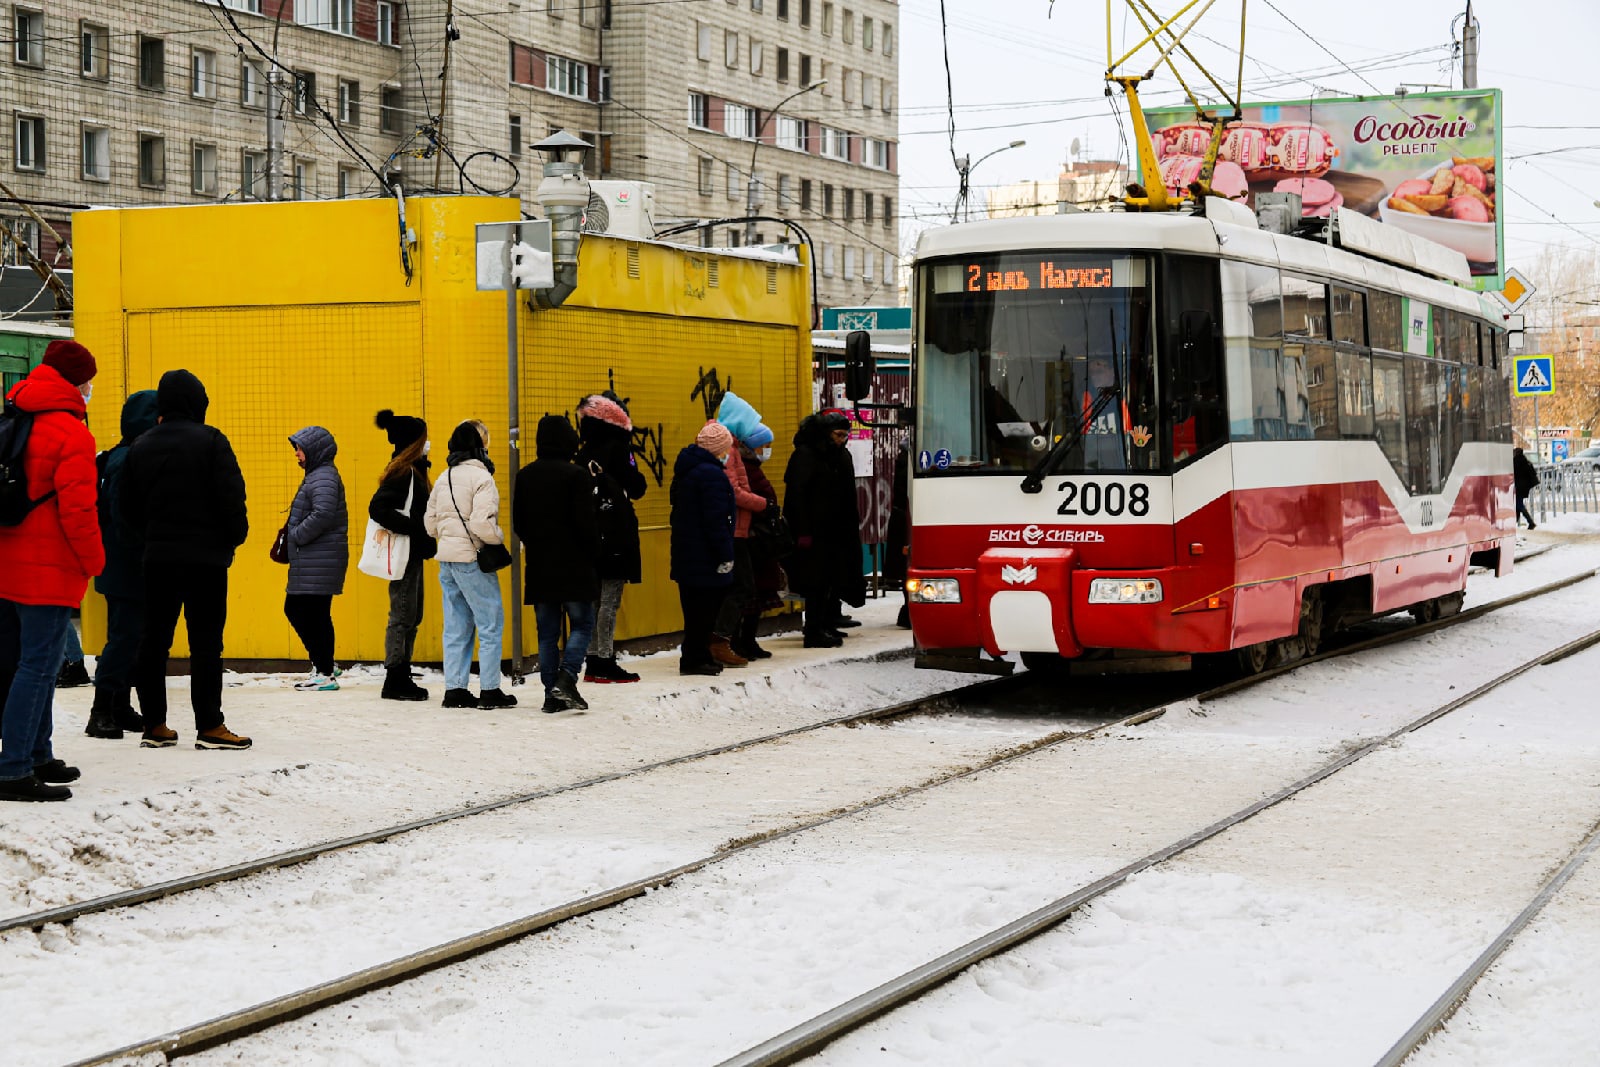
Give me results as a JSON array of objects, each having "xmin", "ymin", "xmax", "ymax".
[
  {"xmin": 1235, "ymin": 641, "xmax": 1271, "ymax": 675},
  {"xmin": 1436, "ymin": 591, "xmax": 1465, "ymax": 619},
  {"xmin": 1409, "ymin": 599, "xmax": 1441, "ymax": 625},
  {"xmin": 1299, "ymin": 594, "xmax": 1324, "ymax": 657}
]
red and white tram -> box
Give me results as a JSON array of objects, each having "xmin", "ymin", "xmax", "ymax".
[{"xmin": 902, "ymin": 196, "xmax": 1514, "ymax": 674}]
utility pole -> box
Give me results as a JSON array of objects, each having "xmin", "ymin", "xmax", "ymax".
[{"xmin": 1461, "ymin": 1, "xmax": 1479, "ymax": 89}]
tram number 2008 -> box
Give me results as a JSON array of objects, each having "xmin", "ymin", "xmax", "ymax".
[{"xmin": 1056, "ymin": 481, "xmax": 1150, "ymax": 517}]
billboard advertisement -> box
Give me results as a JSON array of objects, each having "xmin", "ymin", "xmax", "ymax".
[{"xmin": 1145, "ymin": 89, "xmax": 1503, "ymax": 290}]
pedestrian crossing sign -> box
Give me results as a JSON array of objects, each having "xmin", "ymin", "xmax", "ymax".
[{"xmin": 1514, "ymin": 355, "xmax": 1554, "ymax": 397}]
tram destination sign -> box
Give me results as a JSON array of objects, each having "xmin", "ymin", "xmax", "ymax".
[{"xmin": 934, "ymin": 255, "xmax": 1145, "ymax": 295}]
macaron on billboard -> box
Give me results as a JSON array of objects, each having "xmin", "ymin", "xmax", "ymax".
[{"xmin": 1144, "ymin": 89, "xmax": 1503, "ymax": 290}]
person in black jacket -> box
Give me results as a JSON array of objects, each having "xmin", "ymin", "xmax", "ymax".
[
  {"xmin": 1513, "ymin": 446, "xmax": 1539, "ymax": 530},
  {"xmin": 574, "ymin": 394, "xmax": 646, "ymax": 684},
  {"xmin": 370, "ymin": 410, "xmax": 436, "ymax": 701},
  {"xmin": 513, "ymin": 415, "xmax": 600, "ymax": 712},
  {"xmin": 670, "ymin": 423, "xmax": 737, "ymax": 675},
  {"xmin": 783, "ymin": 411, "xmax": 864, "ymax": 647},
  {"xmin": 119, "ymin": 369, "xmax": 252, "ymax": 750},
  {"xmin": 84, "ymin": 390, "xmax": 159, "ymax": 739},
  {"xmin": 282, "ymin": 426, "xmax": 348, "ymax": 691}
]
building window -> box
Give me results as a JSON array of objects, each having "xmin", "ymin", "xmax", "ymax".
[
  {"xmin": 863, "ymin": 137, "xmax": 888, "ymax": 169},
  {"xmin": 799, "ymin": 54, "xmax": 811, "ymax": 85},
  {"xmin": 841, "ymin": 68, "xmax": 853, "ymax": 104},
  {"xmin": 751, "ymin": 0, "xmax": 763, "ymax": 10},
  {"xmin": 862, "ymin": 75, "xmax": 875, "ymax": 111},
  {"xmin": 380, "ymin": 87, "xmax": 404, "ymax": 133},
  {"xmin": 823, "ymin": 184, "xmax": 834, "ymax": 216},
  {"xmin": 843, "ymin": 188, "xmax": 855, "ymax": 221},
  {"xmin": 778, "ymin": 0, "xmax": 789, "ymax": 18},
  {"xmin": 81, "ymin": 125, "xmax": 109, "ymax": 181},
  {"xmin": 725, "ymin": 30, "xmax": 739, "ymax": 69},
  {"xmin": 842, "ymin": 8, "xmax": 853, "ymax": 43},
  {"xmin": 777, "ymin": 173, "xmax": 792, "ymax": 206},
  {"xmin": 191, "ymin": 49, "xmax": 216, "ymax": 99},
  {"xmin": 697, "ymin": 23, "xmax": 712, "ymax": 62},
  {"xmin": 377, "ymin": 2, "xmax": 396, "ymax": 45},
  {"xmin": 293, "ymin": 72, "xmax": 317, "ymax": 116},
  {"xmin": 821, "ymin": 243, "xmax": 834, "ymax": 277},
  {"xmin": 775, "ymin": 115, "xmax": 804, "ymax": 150},
  {"xmin": 885, "ymin": 250, "xmax": 895, "ymax": 281},
  {"xmin": 821, "ymin": 127, "xmax": 848, "ymax": 160},
  {"xmin": 843, "ymin": 246, "xmax": 855, "ymax": 279},
  {"xmin": 751, "ymin": 40, "xmax": 764, "ymax": 76},
  {"xmin": 4, "ymin": 219, "xmax": 38, "ymax": 266},
  {"xmin": 192, "ymin": 142, "xmax": 218, "ymax": 196},
  {"xmin": 800, "ymin": 0, "xmax": 811, "ymax": 26},
  {"xmin": 579, "ymin": 131, "xmax": 612, "ymax": 178},
  {"xmin": 548, "ymin": 0, "xmax": 562, "ymax": 18},
  {"xmin": 546, "ymin": 55, "xmax": 589, "ymax": 99},
  {"xmin": 80, "ymin": 22, "xmax": 109, "ymax": 79},
  {"xmin": 881, "ymin": 83, "xmax": 894, "ymax": 113},
  {"xmin": 821, "ymin": 2, "xmax": 833, "ymax": 35},
  {"xmin": 698, "ymin": 157, "xmax": 714, "ymax": 196},
  {"xmin": 338, "ymin": 81, "xmax": 360, "ymax": 126},
  {"xmin": 509, "ymin": 114, "xmax": 522, "ymax": 157},
  {"xmin": 293, "ymin": 160, "xmax": 313, "ymax": 200},
  {"xmin": 580, "ymin": 0, "xmax": 597, "ymax": 27},
  {"xmin": 337, "ymin": 167, "xmax": 357, "ymax": 198},
  {"xmin": 241, "ymin": 60, "xmax": 265, "ymax": 108},
  {"xmin": 13, "ymin": 10, "xmax": 43, "ymax": 67},
  {"xmin": 883, "ymin": 194, "xmax": 893, "ymax": 227},
  {"xmin": 726, "ymin": 162, "xmax": 740, "ymax": 202},
  {"xmin": 724, "ymin": 102, "xmax": 757, "ymax": 140},
  {"xmin": 298, "ymin": 0, "xmax": 355, "ymax": 35},
  {"xmin": 139, "ymin": 37, "xmax": 165, "ymax": 90},
  {"xmin": 864, "ymin": 248, "xmax": 874, "ymax": 281},
  {"xmin": 864, "ymin": 192, "xmax": 873, "ymax": 223},
  {"xmin": 14, "ymin": 115, "xmax": 45, "ymax": 173},
  {"xmin": 800, "ymin": 179, "xmax": 812, "ymax": 211},
  {"xmin": 688, "ymin": 92, "xmax": 710, "ymax": 129},
  {"xmin": 242, "ymin": 150, "xmax": 266, "ymax": 199},
  {"xmin": 882, "ymin": 23, "xmax": 893, "ymax": 56},
  {"xmin": 219, "ymin": 0, "xmax": 264, "ymax": 11},
  {"xmin": 138, "ymin": 134, "xmax": 166, "ymax": 188},
  {"xmin": 863, "ymin": 16, "xmax": 873, "ymax": 49},
  {"xmin": 598, "ymin": 66, "xmax": 611, "ymax": 102},
  {"xmin": 776, "ymin": 48, "xmax": 789, "ymax": 83}
]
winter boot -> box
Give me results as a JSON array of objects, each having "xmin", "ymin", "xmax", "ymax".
[
  {"xmin": 553, "ymin": 669, "xmax": 589, "ymax": 710},
  {"xmin": 195, "ymin": 725, "xmax": 252, "ymax": 750},
  {"xmin": 441, "ymin": 688, "xmax": 479, "ymax": 709},
  {"xmin": 381, "ymin": 667, "xmax": 430, "ymax": 702},
  {"xmin": 584, "ymin": 655, "xmax": 641, "ymax": 683},
  {"xmin": 477, "ymin": 688, "xmax": 519, "ymax": 710},
  {"xmin": 114, "ymin": 696, "xmax": 144, "ymax": 733},
  {"xmin": 896, "ymin": 602, "xmax": 912, "ymax": 629},
  {"xmin": 56, "ymin": 659, "xmax": 91, "ymax": 688},
  {"xmin": 0, "ymin": 775, "xmax": 71, "ymax": 802},
  {"xmin": 803, "ymin": 630, "xmax": 843, "ymax": 649},
  {"xmin": 733, "ymin": 618, "xmax": 771, "ymax": 660},
  {"xmin": 709, "ymin": 637, "xmax": 749, "ymax": 668},
  {"xmin": 32, "ymin": 759, "xmax": 81, "ymax": 783},
  {"xmin": 85, "ymin": 688, "xmax": 124, "ymax": 739}
]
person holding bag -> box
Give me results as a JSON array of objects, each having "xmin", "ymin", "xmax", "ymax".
[
  {"xmin": 367, "ymin": 410, "xmax": 436, "ymax": 702},
  {"xmin": 283, "ymin": 426, "xmax": 348, "ymax": 692},
  {"xmin": 573, "ymin": 393, "xmax": 646, "ymax": 684},
  {"xmin": 423, "ymin": 420, "xmax": 515, "ymax": 710}
]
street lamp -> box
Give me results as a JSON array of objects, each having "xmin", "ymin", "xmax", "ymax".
[
  {"xmin": 746, "ymin": 81, "xmax": 826, "ymax": 245},
  {"xmin": 952, "ymin": 139, "xmax": 1026, "ymax": 223}
]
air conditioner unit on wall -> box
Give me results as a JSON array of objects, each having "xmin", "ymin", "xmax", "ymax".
[{"xmin": 584, "ymin": 181, "xmax": 657, "ymax": 240}]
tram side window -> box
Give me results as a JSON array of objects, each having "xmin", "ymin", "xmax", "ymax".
[
  {"xmin": 1439, "ymin": 363, "xmax": 1462, "ymax": 473},
  {"xmin": 1368, "ymin": 290, "xmax": 1404, "ymax": 352},
  {"xmin": 1372, "ymin": 355, "xmax": 1408, "ymax": 478},
  {"xmin": 1432, "ymin": 308, "xmax": 1473, "ymax": 364},
  {"xmin": 1282, "ymin": 275, "xmax": 1329, "ymax": 339},
  {"xmin": 1336, "ymin": 349, "xmax": 1374, "ymax": 437},
  {"xmin": 1222, "ymin": 261, "xmax": 1289, "ymax": 441},
  {"xmin": 1332, "ymin": 286, "xmax": 1366, "ymax": 346},
  {"xmin": 1494, "ymin": 326, "xmax": 1509, "ymax": 372},
  {"xmin": 1163, "ymin": 254, "xmax": 1228, "ymax": 466},
  {"xmin": 1304, "ymin": 342, "xmax": 1338, "ymax": 440},
  {"xmin": 1405, "ymin": 357, "xmax": 1444, "ymax": 494},
  {"xmin": 1465, "ymin": 319, "xmax": 1484, "ymax": 367},
  {"xmin": 1462, "ymin": 365, "xmax": 1487, "ymax": 444}
]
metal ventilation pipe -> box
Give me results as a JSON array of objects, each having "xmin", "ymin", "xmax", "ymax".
[{"xmin": 530, "ymin": 131, "xmax": 593, "ymax": 310}]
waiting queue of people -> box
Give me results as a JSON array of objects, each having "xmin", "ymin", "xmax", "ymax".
[{"xmin": 1, "ymin": 356, "xmax": 867, "ymax": 801}]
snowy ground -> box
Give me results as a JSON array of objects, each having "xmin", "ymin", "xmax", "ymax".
[{"xmin": 9, "ymin": 533, "xmax": 1600, "ymax": 1066}]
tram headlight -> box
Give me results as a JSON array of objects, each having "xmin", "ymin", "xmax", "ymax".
[
  {"xmin": 906, "ymin": 578, "xmax": 962, "ymax": 604},
  {"xmin": 1087, "ymin": 578, "xmax": 1163, "ymax": 604}
]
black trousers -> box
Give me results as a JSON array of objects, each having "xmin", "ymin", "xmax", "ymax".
[
  {"xmin": 712, "ymin": 540, "xmax": 755, "ymax": 637},
  {"xmin": 95, "ymin": 594, "xmax": 145, "ymax": 700},
  {"xmin": 284, "ymin": 593, "xmax": 336, "ymax": 675},
  {"xmin": 678, "ymin": 584, "xmax": 728, "ymax": 667},
  {"xmin": 136, "ymin": 560, "xmax": 228, "ymax": 732},
  {"xmin": 804, "ymin": 579, "xmax": 842, "ymax": 636}
]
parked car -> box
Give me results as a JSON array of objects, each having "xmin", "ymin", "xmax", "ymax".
[{"xmin": 1561, "ymin": 445, "xmax": 1600, "ymax": 468}]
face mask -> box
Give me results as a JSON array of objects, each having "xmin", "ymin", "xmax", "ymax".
[
  {"xmin": 758, "ymin": 447, "xmax": 772, "ymax": 462},
  {"xmin": 423, "ymin": 440, "xmax": 432, "ymax": 456},
  {"xmin": 79, "ymin": 383, "xmax": 93, "ymax": 403}
]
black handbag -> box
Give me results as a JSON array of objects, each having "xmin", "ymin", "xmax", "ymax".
[
  {"xmin": 750, "ymin": 508, "xmax": 796, "ymax": 559},
  {"xmin": 447, "ymin": 468, "xmax": 513, "ymax": 573}
]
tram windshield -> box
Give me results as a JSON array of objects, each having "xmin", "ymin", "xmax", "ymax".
[{"xmin": 916, "ymin": 252, "xmax": 1157, "ymax": 475}]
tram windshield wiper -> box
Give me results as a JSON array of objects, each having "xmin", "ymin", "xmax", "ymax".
[{"xmin": 1019, "ymin": 384, "xmax": 1120, "ymax": 494}]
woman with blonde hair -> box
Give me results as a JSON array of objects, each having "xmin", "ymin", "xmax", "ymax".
[
  {"xmin": 369, "ymin": 410, "xmax": 436, "ymax": 701},
  {"xmin": 424, "ymin": 420, "xmax": 516, "ymax": 709}
]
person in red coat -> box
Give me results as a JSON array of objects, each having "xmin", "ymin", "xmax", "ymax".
[{"xmin": 0, "ymin": 340, "xmax": 104, "ymax": 802}]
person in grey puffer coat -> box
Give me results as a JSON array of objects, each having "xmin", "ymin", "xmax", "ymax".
[{"xmin": 283, "ymin": 426, "xmax": 348, "ymax": 690}]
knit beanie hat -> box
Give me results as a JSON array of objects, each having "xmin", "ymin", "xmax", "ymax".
[
  {"xmin": 535, "ymin": 414, "xmax": 580, "ymax": 459},
  {"xmin": 715, "ymin": 391, "xmax": 763, "ymax": 443},
  {"xmin": 375, "ymin": 409, "xmax": 427, "ymax": 452},
  {"xmin": 447, "ymin": 420, "xmax": 484, "ymax": 454},
  {"xmin": 695, "ymin": 421, "xmax": 734, "ymax": 454},
  {"xmin": 42, "ymin": 339, "xmax": 97, "ymax": 387},
  {"xmin": 577, "ymin": 394, "xmax": 632, "ymax": 432},
  {"xmin": 742, "ymin": 423, "xmax": 775, "ymax": 449}
]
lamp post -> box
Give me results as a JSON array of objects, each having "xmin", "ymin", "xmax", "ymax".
[
  {"xmin": 745, "ymin": 81, "xmax": 826, "ymax": 246},
  {"xmin": 952, "ymin": 139, "xmax": 1026, "ymax": 223}
]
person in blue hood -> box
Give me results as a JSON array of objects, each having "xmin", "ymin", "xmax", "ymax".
[
  {"xmin": 84, "ymin": 389, "xmax": 159, "ymax": 739},
  {"xmin": 283, "ymin": 426, "xmax": 348, "ymax": 692}
]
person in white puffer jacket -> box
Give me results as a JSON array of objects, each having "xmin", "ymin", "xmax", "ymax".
[{"xmin": 423, "ymin": 420, "xmax": 515, "ymax": 711}]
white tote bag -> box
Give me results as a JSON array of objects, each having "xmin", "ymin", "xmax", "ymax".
[{"xmin": 357, "ymin": 476, "xmax": 413, "ymax": 580}]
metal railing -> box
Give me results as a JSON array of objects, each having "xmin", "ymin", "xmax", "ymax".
[{"xmin": 1530, "ymin": 461, "xmax": 1600, "ymax": 520}]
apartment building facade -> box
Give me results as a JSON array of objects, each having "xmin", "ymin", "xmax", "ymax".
[{"xmin": 3, "ymin": 0, "xmax": 898, "ymax": 312}]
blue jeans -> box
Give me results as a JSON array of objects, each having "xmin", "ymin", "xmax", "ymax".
[
  {"xmin": 438, "ymin": 561, "xmax": 504, "ymax": 692},
  {"xmin": 534, "ymin": 600, "xmax": 595, "ymax": 691},
  {"xmin": 61, "ymin": 618, "xmax": 83, "ymax": 666},
  {"xmin": 1, "ymin": 601, "xmax": 70, "ymax": 781}
]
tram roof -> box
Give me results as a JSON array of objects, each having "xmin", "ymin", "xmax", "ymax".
[{"xmin": 914, "ymin": 205, "xmax": 1500, "ymax": 323}]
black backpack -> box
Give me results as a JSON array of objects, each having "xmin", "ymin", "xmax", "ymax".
[{"xmin": 0, "ymin": 398, "xmax": 55, "ymax": 526}]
